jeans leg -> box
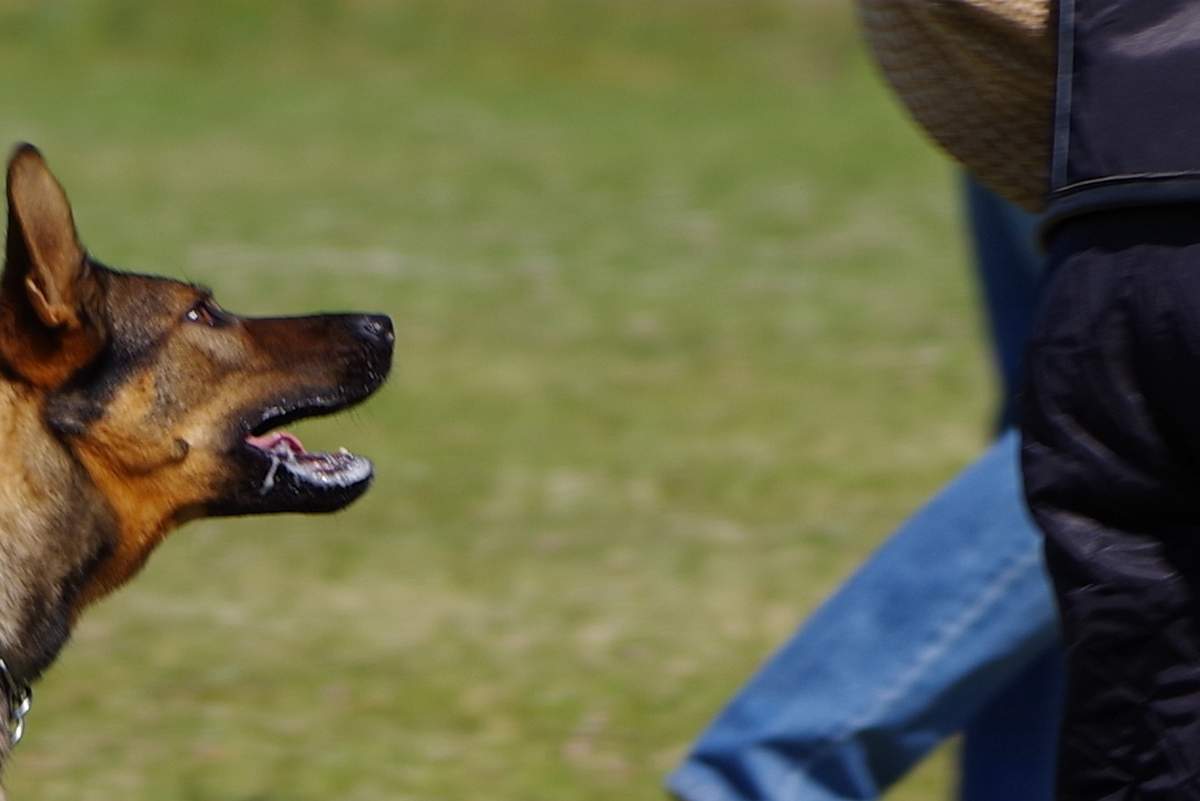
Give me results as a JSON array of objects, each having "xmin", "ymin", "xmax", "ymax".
[
  {"xmin": 958, "ymin": 176, "xmax": 1061, "ymax": 801},
  {"xmin": 963, "ymin": 175, "xmax": 1041, "ymax": 432},
  {"xmin": 959, "ymin": 647, "xmax": 1064, "ymax": 801},
  {"xmin": 667, "ymin": 431, "xmax": 1060, "ymax": 801}
]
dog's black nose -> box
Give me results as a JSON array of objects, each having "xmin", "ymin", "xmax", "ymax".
[{"xmin": 355, "ymin": 315, "xmax": 394, "ymax": 346}]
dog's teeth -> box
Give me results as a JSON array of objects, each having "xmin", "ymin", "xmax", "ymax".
[{"xmin": 260, "ymin": 454, "xmax": 281, "ymax": 495}]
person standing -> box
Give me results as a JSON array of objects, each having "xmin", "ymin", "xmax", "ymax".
[
  {"xmin": 807, "ymin": 0, "xmax": 1200, "ymax": 795},
  {"xmin": 669, "ymin": 2, "xmax": 1070, "ymax": 797},
  {"xmin": 667, "ymin": 177, "xmax": 1062, "ymax": 801}
]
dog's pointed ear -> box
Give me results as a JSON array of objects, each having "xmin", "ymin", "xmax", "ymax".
[
  {"xmin": 6, "ymin": 143, "xmax": 89, "ymax": 328},
  {"xmin": 1, "ymin": 144, "xmax": 107, "ymax": 387}
]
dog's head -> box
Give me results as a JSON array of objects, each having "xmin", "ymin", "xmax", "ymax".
[{"xmin": 0, "ymin": 144, "xmax": 393, "ymax": 608}]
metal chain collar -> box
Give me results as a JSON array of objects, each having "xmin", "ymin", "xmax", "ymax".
[{"xmin": 0, "ymin": 659, "xmax": 31, "ymax": 748}]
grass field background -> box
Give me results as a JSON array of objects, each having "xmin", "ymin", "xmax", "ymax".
[{"xmin": 0, "ymin": 2, "xmax": 988, "ymax": 798}]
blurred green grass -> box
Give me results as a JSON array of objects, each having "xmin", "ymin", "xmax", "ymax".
[{"xmin": 0, "ymin": 1, "xmax": 983, "ymax": 799}]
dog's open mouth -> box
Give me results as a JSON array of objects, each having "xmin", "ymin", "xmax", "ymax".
[
  {"xmin": 219, "ymin": 384, "xmax": 386, "ymax": 517},
  {"xmin": 244, "ymin": 431, "xmax": 373, "ymax": 495}
]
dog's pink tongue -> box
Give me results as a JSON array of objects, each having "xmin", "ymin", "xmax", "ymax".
[{"xmin": 245, "ymin": 431, "xmax": 305, "ymax": 454}]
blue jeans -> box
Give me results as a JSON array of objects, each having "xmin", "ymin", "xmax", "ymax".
[{"xmin": 666, "ymin": 180, "xmax": 1062, "ymax": 801}]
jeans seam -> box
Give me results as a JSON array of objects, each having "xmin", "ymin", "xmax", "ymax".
[{"xmin": 777, "ymin": 542, "xmax": 1044, "ymax": 796}]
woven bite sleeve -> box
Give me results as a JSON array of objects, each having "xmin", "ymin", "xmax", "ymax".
[{"xmin": 858, "ymin": 0, "xmax": 1055, "ymax": 212}]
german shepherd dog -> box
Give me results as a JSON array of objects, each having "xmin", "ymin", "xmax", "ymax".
[{"xmin": 0, "ymin": 144, "xmax": 393, "ymax": 773}]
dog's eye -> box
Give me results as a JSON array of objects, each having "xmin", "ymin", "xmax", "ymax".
[{"xmin": 184, "ymin": 299, "xmax": 224, "ymax": 327}]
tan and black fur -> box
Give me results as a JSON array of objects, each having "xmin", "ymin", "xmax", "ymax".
[{"xmin": 0, "ymin": 144, "xmax": 393, "ymax": 769}]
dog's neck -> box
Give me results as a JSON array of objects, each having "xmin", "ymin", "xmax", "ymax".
[
  {"xmin": 0, "ymin": 379, "xmax": 116, "ymax": 684},
  {"xmin": 0, "ymin": 690, "xmax": 11, "ymax": 770}
]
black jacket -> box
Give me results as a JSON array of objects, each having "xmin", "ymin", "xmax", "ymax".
[{"xmin": 1024, "ymin": 2, "xmax": 1200, "ymax": 797}]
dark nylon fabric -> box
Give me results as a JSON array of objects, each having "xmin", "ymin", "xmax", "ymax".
[
  {"xmin": 1057, "ymin": 1, "xmax": 1200, "ymax": 190},
  {"xmin": 1045, "ymin": 2, "xmax": 1200, "ymax": 227},
  {"xmin": 1033, "ymin": 0, "xmax": 1200, "ymax": 794},
  {"xmin": 1023, "ymin": 207, "xmax": 1200, "ymax": 799}
]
